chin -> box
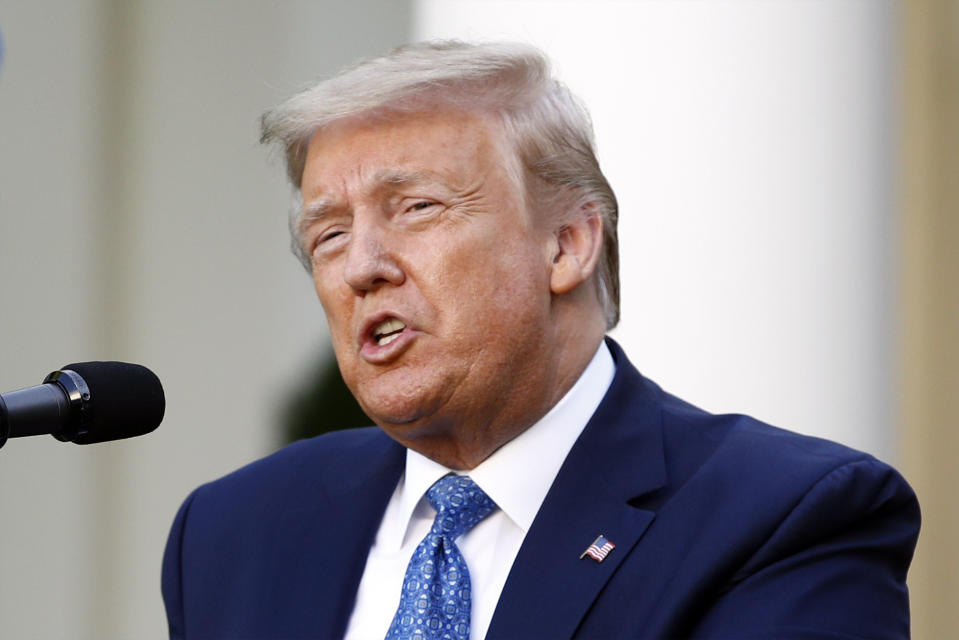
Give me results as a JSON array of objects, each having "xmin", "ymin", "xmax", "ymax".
[
  {"xmin": 356, "ymin": 386, "xmax": 439, "ymax": 429},
  {"xmin": 350, "ymin": 363, "xmax": 451, "ymax": 421},
  {"xmin": 362, "ymin": 395, "xmax": 462, "ymax": 450}
]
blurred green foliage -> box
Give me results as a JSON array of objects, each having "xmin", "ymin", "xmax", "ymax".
[{"xmin": 282, "ymin": 350, "xmax": 372, "ymax": 443}]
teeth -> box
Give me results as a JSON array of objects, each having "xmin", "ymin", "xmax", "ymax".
[
  {"xmin": 378, "ymin": 332, "xmax": 401, "ymax": 346},
  {"xmin": 373, "ymin": 318, "xmax": 406, "ymax": 346}
]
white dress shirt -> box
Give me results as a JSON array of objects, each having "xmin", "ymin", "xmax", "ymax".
[{"xmin": 344, "ymin": 342, "xmax": 615, "ymax": 640}]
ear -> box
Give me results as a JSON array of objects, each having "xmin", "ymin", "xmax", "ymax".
[{"xmin": 549, "ymin": 204, "xmax": 604, "ymax": 295}]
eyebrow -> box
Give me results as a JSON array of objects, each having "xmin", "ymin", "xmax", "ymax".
[
  {"xmin": 301, "ymin": 197, "xmax": 335, "ymax": 220},
  {"xmin": 298, "ymin": 169, "xmax": 447, "ymax": 232},
  {"xmin": 297, "ymin": 198, "xmax": 337, "ymax": 239},
  {"xmin": 374, "ymin": 168, "xmax": 443, "ymax": 188}
]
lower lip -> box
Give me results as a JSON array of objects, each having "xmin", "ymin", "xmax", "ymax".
[{"xmin": 360, "ymin": 327, "xmax": 416, "ymax": 363}]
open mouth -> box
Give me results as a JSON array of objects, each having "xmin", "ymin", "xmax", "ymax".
[{"xmin": 371, "ymin": 318, "xmax": 406, "ymax": 346}]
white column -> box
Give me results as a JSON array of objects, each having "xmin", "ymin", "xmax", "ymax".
[
  {"xmin": 415, "ymin": 0, "xmax": 896, "ymax": 460},
  {"xmin": 0, "ymin": 2, "xmax": 110, "ymax": 636},
  {"xmin": 0, "ymin": 1, "xmax": 414, "ymax": 636}
]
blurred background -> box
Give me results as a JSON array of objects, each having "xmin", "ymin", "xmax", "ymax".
[{"xmin": 0, "ymin": 0, "xmax": 955, "ymax": 637}]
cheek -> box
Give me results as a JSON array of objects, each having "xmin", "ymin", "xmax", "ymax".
[
  {"xmin": 441, "ymin": 242, "xmax": 550, "ymax": 334},
  {"xmin": 314, "ymin": 280, "xmax": 353, "ymax": 342}
]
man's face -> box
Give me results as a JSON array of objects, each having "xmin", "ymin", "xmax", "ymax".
[{"xmin": 299, "ymin": 107, "xmax": 563, "ymax": 463}]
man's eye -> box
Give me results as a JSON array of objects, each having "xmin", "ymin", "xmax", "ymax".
[
  {"xmin": 312, "ymin": 230, "xmax": 345, "ymax": 253},
  {"xmin": 408, "ymin": 201, "xmax": 435, "ymax": 212}
]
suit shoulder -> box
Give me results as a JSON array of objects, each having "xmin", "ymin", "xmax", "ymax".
[
  {"xmin": 642, "ymin": 385, "xmax": 919, "ymax": 532},
  {"xmin": 217, "ymin": 425, "xmax": 387, "ymax": 479},
  {"xmin": 659, "ymin": 389, "xmax": 880, "ymax": 483},
  {"xmin": 604, "ymin": 346, "xmax": 874, "ymax": 484},
  {"xmin": 187, "ymin": 426, "xmax": 397, "ymax": 515}
]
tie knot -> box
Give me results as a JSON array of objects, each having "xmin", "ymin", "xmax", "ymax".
[{"xmin": 426, "ymin": 475, "xmax": 497, "ymax": 541}]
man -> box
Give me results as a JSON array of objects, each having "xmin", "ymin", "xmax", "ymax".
[{"xmin": 162, "ymin": 41, "xmax": 919, "ymax": 639}]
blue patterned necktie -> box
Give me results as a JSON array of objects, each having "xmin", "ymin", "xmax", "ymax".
[{"xmin": 385, "ymin": 474, "xmax": 497, "ymax": 640}]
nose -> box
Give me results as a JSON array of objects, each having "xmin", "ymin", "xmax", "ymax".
[{"xmin": 343, "ymin": 217, "xmax": 404, "ymax": 292}]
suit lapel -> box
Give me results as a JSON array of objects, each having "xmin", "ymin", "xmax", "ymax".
[{"xmin": 487, "ymin": 340, "xmax": 667, "ymax": 640}]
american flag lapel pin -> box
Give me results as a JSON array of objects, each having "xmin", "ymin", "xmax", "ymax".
[{"xmin": 580, "ymin": 534, "xmax": 616, "ymax": 563}]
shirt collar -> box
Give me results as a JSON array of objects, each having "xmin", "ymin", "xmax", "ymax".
[{"xmin": 396, "ymin": 341, "xmax": 615, "ymax": 541}]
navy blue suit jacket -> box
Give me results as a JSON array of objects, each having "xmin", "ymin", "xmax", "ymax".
[{"xmin": 162, "ymin": 341, "xmax": 919, "ymax": 638}]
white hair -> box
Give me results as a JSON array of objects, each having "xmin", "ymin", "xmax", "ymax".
[{"xmin": 261, "ymin": 40, "xmax": 620, "ymax": 328}]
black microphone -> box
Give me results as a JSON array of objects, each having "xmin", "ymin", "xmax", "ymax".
[{"xmin": 0, "ymin": 362, "xmax": 165, "ymax": 449}]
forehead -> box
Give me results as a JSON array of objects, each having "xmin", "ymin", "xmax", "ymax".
[{"xmin": 300, "ymin": 107, "xmax": 516, "ymax": 199}]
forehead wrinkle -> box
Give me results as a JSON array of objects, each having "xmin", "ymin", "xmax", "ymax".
[
  {"xmin": 299, "ymin": 161, "xmax": 382, "ymax": 226},
  {"xmin": 376, "ymin": 168, "xmax": 429, "ymax": 185},
  {"xmin": 371, "ymin": 168, "xmax": 450, "ymax": 194},
  {"xmin": 299, "ymin": 111, "xmax": 514, "ymax": 232}
]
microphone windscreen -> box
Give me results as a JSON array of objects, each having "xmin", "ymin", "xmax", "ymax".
[{"xmin": 60, "ymin": 361, "xmax": 165, "ymax": 444}]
